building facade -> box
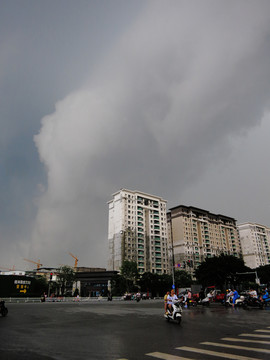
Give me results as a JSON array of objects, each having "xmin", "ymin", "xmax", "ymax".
[
  {"xmin": 167, "ymin": 205, "xmax": 242, "ymax": 273},
  {"xmin": 108, "ymin": 189, "xmax": 169, "ymax": 274},
  {"xmin": 238, "ymin": 223, "xmax": 270, "ymax": 269}
]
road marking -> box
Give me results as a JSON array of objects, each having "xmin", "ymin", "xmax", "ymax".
[
  {"xmin": 222, "ymin": 337, "xmax": 270, "ymax": 345},
  {"xmin": 201, "ymin": 341, "xmax": 270, "ymax": 354},
  {"xmin": 176, "ymin": 346, "xmax": 259, "ymax": 360},
  {"xmin": 146, "ymin": 352, "xmax": 191, "ymax": 360},
  {"xmin": 254, "ymin": 329, "xmax": 270, "ymax": 333},
  {"xmin": 240, "ymin": 333, "xmax": 270, "ymax": 338}
]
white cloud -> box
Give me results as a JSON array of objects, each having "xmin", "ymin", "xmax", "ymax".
[{"xmin": 31, "ymin": 1, "xmax": 270, "ymax": 268}]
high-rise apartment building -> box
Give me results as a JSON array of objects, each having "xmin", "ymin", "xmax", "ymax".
[
  {"xmin": 167, "ymin": 205, "xmax": 242, "ymax": 272},
  {"xmin": 238, "ymin": 223, "xmax": 270, "ymax": 269},
  {"xmin": 108, "ymin": 189, "xmax": 169, "ymax": 274}
]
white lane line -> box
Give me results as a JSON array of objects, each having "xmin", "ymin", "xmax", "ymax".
[
  {"xmin": 146, "ymin": 352, "xmax": 191, "ymax": 360},
  {"xmin": 254, "ymin": 329, "xmax": 270, "ymax": 333},
  {"xmin": 202, "ymin": 341, "xmax": 270, "ymax": 354},
  {"xmin": 222, "ymin": 337, "xmax": 270, "ymax": 345},
  {"xmin": 240, "ymin": 333, "xmax": 270, "ymax": 338},
  {"xmin": 176, "ymin": 346, "xmax": 259, "ymax": 360}
]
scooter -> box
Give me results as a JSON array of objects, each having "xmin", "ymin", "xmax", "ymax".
[
  {"xmin": 198, "ymin": 292, "xmax": 213, "ymax": 306},
  {"xmin": 262, "ymin": 297, "xmax": 270, "ymax": 306},
  {"xmin": 0, "ymin": 300, "xmax": 8, "ymax": 317},
  {"xmin": 164, "ymin": 301, "xmax": 182, "ymax": 324},
  {"xmin": 243, "ymin": 296, "xmax": 264, "ymax": 310},
  {"xmin": 225, "ymin": 295, "xmax": 245, "ymax": 307}
]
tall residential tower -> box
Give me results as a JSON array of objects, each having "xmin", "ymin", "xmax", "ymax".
[
  {"xmin": 108, "ymin": 189, "xmax": 169, "ymax": 274},
  {"xmin": 238, "ymin": 222, "xmax": 270, "ymax": 268},
  {"xmin": 167, "ymin": 205, "xmax": 242, "ymax": 273}
]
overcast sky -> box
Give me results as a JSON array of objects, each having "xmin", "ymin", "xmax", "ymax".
[{"xmin": 1, "ymin": 0, "xmax": 270, "ymax": 271}]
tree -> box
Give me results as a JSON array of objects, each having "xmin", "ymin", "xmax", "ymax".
[
  {"xmin": 57, "ymin": 265, "xmax": 75, "ymax": 296},
  {"xmin": 256, "ymin": 264, "xmax": 270, "ymax": 286},
  {"xmin": 174, "ymin": 270, "xmax": 193, "ymax": 289},
  {"xmin": 120, "ymin": 260, "xmax": 138, "ymax": 292},
  {"xmin": 195, "ymin": 254, "xmax": 249, "ymax": 290},
  {"xmin": 139, "ymin": 272, "xmax": 169, "ymax": 297}
]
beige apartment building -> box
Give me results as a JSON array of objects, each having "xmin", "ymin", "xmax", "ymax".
[
  {"xmin": 108, "ymin": 189, "xmax": 169, "ymax": 274},
  {"xmin": 167, "ymin": 205, "xmax": 242, "ymax": 273},
  {"xmin": 238, "ymin": 222, "xmax": 270, "ymax": 269}
]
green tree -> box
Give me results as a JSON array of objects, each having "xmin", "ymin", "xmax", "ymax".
[
  {"xmin": 120, "ymin": 260, "xmax": 138, "ymax": 292},
  {"xmin": 195, "ymin": 254, "xmax": 249, "ymax": 290},
  {"xmin": 57, "ymin": 265, "xmax": 75, "ymax": 296},
  {"xmin": 32, "ymin": 276, "xmax": 48, "ymax": 295},
  {"xmin": 111, "ymin": 274, "xmax": 127, "ymax": 296},
  {"xmin": 139, "ymin": 272, "xmax": 170, "ymax": 297},
  {"xmin": 256, "ymin": 265, "xmax": 270, "ymax": 286},
  {"xmin": 174, "ymin": 270, "xmax": 193, "ymax": 289}
]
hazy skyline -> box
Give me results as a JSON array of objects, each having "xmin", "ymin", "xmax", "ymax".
[{"xmin": 1, "ymin": 0, "xmax": 270, "ymax": 271}]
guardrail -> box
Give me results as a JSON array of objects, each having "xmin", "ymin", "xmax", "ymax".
[{"xmin": 1, "ymin": 296, "xmax": 162, "ymax": 303}]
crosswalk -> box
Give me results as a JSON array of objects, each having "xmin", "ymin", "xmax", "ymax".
[
  {"xmin": 116, "ymin": 326, "xmax": 270, "ymax": 359},
  {"xmin": 145, "ymin": 326, "xmax": 270, "ymax": 360}
]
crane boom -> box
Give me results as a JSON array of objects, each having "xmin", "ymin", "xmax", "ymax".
[
  {"xmin": 68, "ymin": 252, "xmax": 78, "ymax": 268},
  {"xmin": 23, "ymin": 258, "xmax": 42, "ymax": 270}
]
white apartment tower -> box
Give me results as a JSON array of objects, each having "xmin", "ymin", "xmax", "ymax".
[
  {"xmin": 167, "ymin": 205, "xmax": 242, "ymax": 272},
  {"xmin": 238, "ymin": 223, "xmax": 270, "ymax": 268},
  {"xmin": 108, "ymin": 189, "xmax": 169, "ymax": 274}
]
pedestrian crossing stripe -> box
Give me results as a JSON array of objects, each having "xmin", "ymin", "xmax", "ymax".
[
  {"xmin": 176, "ymin": 346, "xmax": 259, "ymax": 360},
  {"xmin": 146, "ymin": 352, "xmax": 191, "ymax": 360},
  {"xmin": 222, "ymin": 337, "xmax": 270, "ymax": 345},
  {"xmin": 254, "ymin": 329, "xmax": 270, "ymax": 333},
  {"xmin": 240, "ymin": 333, "xmax": 270, "ymax": 338},
  {"xmin": 201, "ymin": 341, "xmax": 270, "ymax": 354}
]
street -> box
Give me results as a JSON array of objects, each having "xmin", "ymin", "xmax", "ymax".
[{"xmin": 1, "ymin": 299, "xmax": 270, "ymax": 360}]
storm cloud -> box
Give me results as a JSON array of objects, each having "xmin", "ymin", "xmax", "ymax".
[{"xmin": 1, "ymin": 1, "xmax": 270, "ymax": 270}]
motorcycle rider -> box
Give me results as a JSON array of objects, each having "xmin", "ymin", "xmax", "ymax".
[
  {"xmin": 232, "ymin": 289, "xmax": 239, "ymax": 308},
  {"xmin": 167, "ymin": 289, "xmax": 178, "ymax": 314},
  {"xmin": 249, "ymin": 288, "xmax": 257, "ymax": 298},
  {"xmin": 164, "ymin": 291, "xmax": 170, "ymax": 314},
  {"xmin": 262, "ymin": 288, "xmax": 269, "ymax": 303}
]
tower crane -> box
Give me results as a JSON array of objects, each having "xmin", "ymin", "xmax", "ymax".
[
  {"xmin": 68, "ymin": 252, "xmax": 78, "ymax": 269},
  {"xmin": 23, "ymin": 258, "xmax": 42, "ymax": 271}
]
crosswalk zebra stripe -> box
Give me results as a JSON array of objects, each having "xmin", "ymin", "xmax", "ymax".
[
  {"xmin": 254, "ymin": 329, "xmax": 270, "ymax": 333},
  {"xmin": 240, "ymin": 333, "xmax": 270, "ymax": 338},
  {"xmin": 176, "ymin": 346, "xmax": 259, "ymax": 360},
  {"xmin": 146, "ymin": 352, "xmax": 191, "ymax": 360},
  {"xmin": 222, "ymin": 337, "xmax": 270, "ymax": 345},
  {"xmin": 201, "ymin": 341, "xmax": 270, "ymax": 354}
]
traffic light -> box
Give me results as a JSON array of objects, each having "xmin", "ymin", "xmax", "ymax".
[{"xmin": 50, "ymin": 273, "xmax": 53, "ymax": 280}]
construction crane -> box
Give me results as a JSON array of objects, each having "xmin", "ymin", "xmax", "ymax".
[
  {"xmin": 68, "ymin": 252, "xmax": 78, "ymax": 269},
  {"xmin": 23, "ymin": 258, "xmax": 42, "ymax": 271}
]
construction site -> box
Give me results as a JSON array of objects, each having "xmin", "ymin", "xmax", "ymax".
[{"xmin": 0, "ymin": 253, "xmax": 117, "ymax": 298}]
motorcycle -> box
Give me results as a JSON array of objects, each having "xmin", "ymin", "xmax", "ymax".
[
  {"xmin": 243, "ymin": 296, "xmax": 264, "ymax": 310},
  {"xmin": 0, "ymin": 300, "xmax": 8, "ymax": 317},
  {"xmin": 225, "ymin": 295, "xmax": 245, "ymax": 307},
  {"xmin": 198, "ymin": 292, "xmax": 213, "ymax": 306},
  {"xmin": 164, "ymin": 301, "xmax": 182, "ymax": 324},
  {"xmin": 136, "ymin": 293, "xmax": 141, "ymax": 302},
  {"xmin": 186, "ymin": 298, "xmax": 197, "ymax": 307}
]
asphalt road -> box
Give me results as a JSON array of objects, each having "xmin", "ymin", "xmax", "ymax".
[{"xmin": 1, "ymin": 299, "xmax": 270, "ymax": 360}]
